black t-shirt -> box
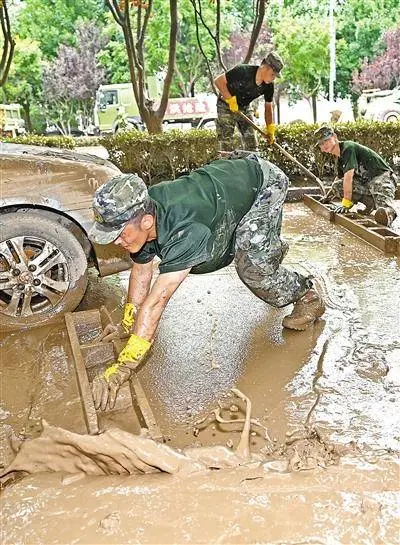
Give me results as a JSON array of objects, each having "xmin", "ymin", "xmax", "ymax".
[
  {"xmin": 131, "ymin": 159, "xmax": 264, "ymax": 274},
  {"xmin": 225, "ymin": 64, "xmax": 274, "ymax": 108}
]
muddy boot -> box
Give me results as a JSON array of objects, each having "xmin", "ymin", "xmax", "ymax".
[
  {"xmin": 282, "ymin": 288, "xmax": 326, "ymax": 331},
  {"xmin": 375, "ymin": 207, "xmax": 397, "ymax": 227}
]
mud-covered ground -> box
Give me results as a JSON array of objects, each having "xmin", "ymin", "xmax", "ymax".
[{"xmin": 1, "ymin": 202, "xmax": 399, "ymax": 544}]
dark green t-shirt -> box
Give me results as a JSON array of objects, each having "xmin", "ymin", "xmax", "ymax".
[
  {"xmin": 225, "ymin": 65, "xmax": 274, "ymax": 108},
  {"xmin": 339, "ymin": 141, "xmax": 390, "ymax": 182},
  {"xmin": 131, "ymin": 159, "xmax": 264, "ymax": 274}
]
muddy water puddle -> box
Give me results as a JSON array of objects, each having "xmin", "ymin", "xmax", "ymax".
[{"xmin": 1, "ymin": 202, "xmax": 400, "ymax": 543}]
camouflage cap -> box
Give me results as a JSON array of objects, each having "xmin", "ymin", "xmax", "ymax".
[
  {"xmin": 263, "ymin": 51, "xmax": 284, "ymax": 75},
  {"xmin": 89, "ymin": 173, "xmax": 150, "ymax": 245},
  {"xmin": 314, "ymin": 125, "xmax": 335, "ymax": 143}
]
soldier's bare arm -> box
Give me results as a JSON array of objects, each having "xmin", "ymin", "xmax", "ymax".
[
  {"xmin": 127, "ymin": 260, "xmax": 154, "ymax": 307},
  {"xmin": 264, "ymin": 101, "xmax": 273, "ymax": 126},
  {"xmin": 134, "ymin": 268, "xmax": 191, "ymax": 342},
  {"xmin": 343, "ymin": 169, "xmax": 354, "ymax": 202},
  {"xmin": 214, "ymin": 73, "xmax": 232, "ymax": 100}
]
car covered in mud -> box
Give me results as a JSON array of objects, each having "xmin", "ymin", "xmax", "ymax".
[{"xmin": 0, "ymin": 144, "xmax": 133, "ymax": 331}]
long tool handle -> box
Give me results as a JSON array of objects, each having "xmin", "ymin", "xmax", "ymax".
[{"xmin": 237, "ymin": 111, "xmax": 327, "ymax": 197}]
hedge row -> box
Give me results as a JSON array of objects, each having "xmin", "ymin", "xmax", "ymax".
[
  {"xmin": 3, "ymin": 120, "xmax": 399, "ymax": 186},
  {"xmin": 101, "ymin": 120, "xmax": 400, "ymax": 185},
  {"xmin": 2, "ymin": 134, "xmax": 76, "ymax": 149}
]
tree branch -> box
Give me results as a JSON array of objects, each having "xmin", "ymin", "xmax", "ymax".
[
  {"xmin": 244, "ymin": 0, "xmax": 266, "ymax": 64},
  {"xmin": 191, "ymin": 0, "xmax": 226, "ymax": 72},
  {"xmin": 157, "ymin": 0, "xmax": 178, "ymax": 116},
  {"xmin": 189, "ymin": 0, "xmax": 217, "ymax": 94},
  {"xmin": 106, "ymin": 0, "xmax": 125, "ymax": 27},
  {"xmin": 215, "ymin": 0, "xmax": 226, "ymax": 71},
  {"xmin": 138, "ymin": 0, "xmax": 152, "ymax": 47},
  {"xmin": 0, "ymin": 1, "xmax": 15, "ymax": 86}
]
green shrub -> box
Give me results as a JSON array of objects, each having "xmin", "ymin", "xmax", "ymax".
[
  {"xmin": 101, "ymin": 129, "xmax": 239, "ymax": 185},
  {"xmin": 75, "ymin": 136, "xmax": 103, "ymax": 147},
  {"xmin": 102, "ymin": 120, "xmax": 400, "ymax": 185},
  {"xmin": 2, "ymin": 134, "xmax": 76, "ymax": 149}
]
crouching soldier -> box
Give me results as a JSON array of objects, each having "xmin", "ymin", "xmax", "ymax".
[
  {"xmin": 315, "ymin": 126, "xmax": 398, "ymax": 226},
  {"xmin": 89, "ymin": 154, "xmax": 325, "ymax": 410}
]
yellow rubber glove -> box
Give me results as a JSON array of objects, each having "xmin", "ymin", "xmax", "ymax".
[
  {"xmin": 99, "ymin": 302, "xmax": 137, "ymax": 343},
  {"xmin": 121, "ymin": 302, "xmax": 136, "ymax": 333},
  {"xmin": 266, "ymin": 123, "xmax": 276, "ymax": 145},
  {"xmin": 92, "ymin": 334, "xmax": 151, "ymax": 411},
  {"xmin": 226, "ymin": 96, "xmax": 239, "ymax": 113},
  {"xmin": 334, "ymin": 198, "xmax": 353, "ymax": 214},
  {"xmin": 117, "ymin": 334, "xmax": 151, "ymax": 365}
]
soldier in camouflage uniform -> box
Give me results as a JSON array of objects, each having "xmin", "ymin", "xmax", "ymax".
[
  {"xmin": 89, "ymin": 156, "xmax": 325, "ymax": 410},
  {"xmin": 315, "ymin": 126, "xmax": 398, "ymax": 226},
  {"xmin": 214, "ymin": 51, "xmax": 284, "ymax": 151}
]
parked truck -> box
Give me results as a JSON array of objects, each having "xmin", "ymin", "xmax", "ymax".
[
  {"xmin": 0, "ymin": 104, "xmax": 26, "ymax": 137},
  {"xmin": 358, "ymin": 87, "xmax": 400, "ymax": 122},
  {"xmin": 94, "ymin": 82, "xmax": 217, "ymax": 133}
]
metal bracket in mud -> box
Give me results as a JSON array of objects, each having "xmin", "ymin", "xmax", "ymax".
[
  {"xmin": 303, "ymin": 194, "xmax": 400, "ymax": 255},
  {"xmin": 65, "ymin": 307, "xmax": 163, "ymax": 441}
]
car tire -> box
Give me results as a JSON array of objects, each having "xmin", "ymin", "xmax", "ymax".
[
  {"xmin": 0, "ymin": 212, "xmax": 88, "ymax": 330},
  {"xmin": 377, "ymin": 109, "xmax": 400, "ymax": 122}
]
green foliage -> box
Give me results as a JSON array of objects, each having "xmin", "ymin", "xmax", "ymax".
[
  {"xmin": 2, "ymin": 134, "xmax": 76, "ymax": 149},
  {"xmin": 0, "ymin": 38, "xmax": 43, "ymax": 132},
  {"xmin": 271, "ymin": 15, "xmax": 330, "ymax": 100},
  {"xmin": 16, "ymin": 0, "xmax": 105, "ymax": 59},
  {"xmin": 100, "ymin": 0, "xmax": 234, "ymax": 96},
  {"xmin": 266, "ymin": 120, "xmax": 400, "ymax": 181},
  {"xmin": 98, "ymin": 14, "xmax": 130, "ymax": 84},
  {"xmin": 101, "ymin": 121, "xmax": 400, "ymax": 184},
  {"xmin": 335, "ymin": 0, "xmax": 400, "ymax": 98}
]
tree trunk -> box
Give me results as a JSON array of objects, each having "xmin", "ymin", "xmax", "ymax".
[
  {"xmin": 275, "ymin": 95, "xmax": 281, "ymax": 124},
  {"xmin": 22, "ymin": 102, "xmax": 32, "ymax": 133},
  {"xmin": 143, "ymin": 111, "xmax": 163, "ymax": 134},
  {"xmin": 107, "ymin": 0, "xmax": 177, "ymax": 134},
  {"xmin": 312, "ymin": 94, "xmax": 317, "ymax": 123}
]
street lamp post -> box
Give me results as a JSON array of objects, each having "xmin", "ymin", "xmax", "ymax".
[{"xmin": 329, "ymin": 0, "xmax": 336, "ymax": 103}]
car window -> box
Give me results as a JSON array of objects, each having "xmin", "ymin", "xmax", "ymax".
[{"xmin": 100, "ymin": 90, "xmax": 118, "ymax": 107}]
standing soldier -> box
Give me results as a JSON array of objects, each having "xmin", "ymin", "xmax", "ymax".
[{"xmin": 214, "ymin": 52, "xmax": 284, "ymax": 151}]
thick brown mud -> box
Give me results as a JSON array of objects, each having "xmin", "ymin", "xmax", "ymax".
[{"xmin": 1, "ymin": 202, "xmax": 400, "ymax": 544}]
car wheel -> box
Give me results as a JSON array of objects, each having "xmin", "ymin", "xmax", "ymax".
[
  {"xmin": 0, "ymin": 212, "xmax": 88, "ymax": 330},
  {"xmin": 377, "ymin": 109, "xmax": 400, "ymax": 122}
]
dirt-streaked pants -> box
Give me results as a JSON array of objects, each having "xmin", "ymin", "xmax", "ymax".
[
  {"xmin": 216, "ymin": 99, "xmax": 257, "ymax": 151},
  {"xmin": 331, "ymin": 171, "xmax": 397, "ymax": 210},
  {"xmin": 234, "ymin": 156, "xmax": 312, "ymax": 308}
]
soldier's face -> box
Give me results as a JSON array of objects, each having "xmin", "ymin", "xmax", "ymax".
[
  {"xmin": 114, "ymin": 215, "xmax": 155, "ymax": 253},
  {"xmin": 263, "ymin": 66, "xmax": 277, "ymax": 83},
  {"xmin": 319, "ymin": 136, "xmax": 336, "ymax": 154}
]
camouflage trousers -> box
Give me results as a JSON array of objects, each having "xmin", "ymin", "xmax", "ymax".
[
  {"xmin": 331, "ymin": 171, "xmax": 397, "ymax": 211},
  {"xmin": 234, "ymin": 156, "xmax": 312, "ymax": 308},
  {"xmin": 216, "ymin": 99, "xmax": 258, "ymax": 152}
]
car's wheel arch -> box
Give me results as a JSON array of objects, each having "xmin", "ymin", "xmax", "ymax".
[{"xmin": 0, "ymin": 205, "xmax": 98, "ymax": 269}]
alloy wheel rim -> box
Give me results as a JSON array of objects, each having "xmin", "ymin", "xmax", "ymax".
[{"xmin": 0, "ymin": 235, "xmax": 70, "ymax": 318}]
